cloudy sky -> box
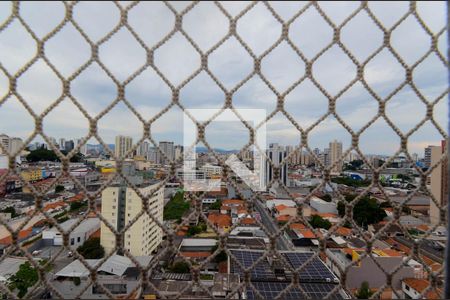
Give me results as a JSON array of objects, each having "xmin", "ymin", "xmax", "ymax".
[{"xmin": 0, "ymin": 1, "xmax": 447, "ymax": 156}]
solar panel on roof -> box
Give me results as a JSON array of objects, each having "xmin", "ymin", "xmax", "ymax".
[
  {"xmin": 247, "ymin": 282, "xmax": 343, "ymax": 300},
  {"xmin": 282, "ymin": 252, "xmax": 336, "ymax": 283},
  {"xmin": 230, "ymin": 250, "xmax": 276, "ymax": 280}
]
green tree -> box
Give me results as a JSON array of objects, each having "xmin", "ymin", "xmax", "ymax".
[
  {"xmin": 309, "ymin": 215, "xmax": 331, "ymax": 230},
  {"xmin": 350, "ymin": 160, "xmax": 364, "ymax": 169},
  {"xmin": 26, "ymin": 148, "xmax": 59, "ymax": 162},
  {"xmin": 70, "ymin": 201, "xmax": 86, "ymax": 212},
  {"xmin": 322, "ymin": 194, "xmax": 332, "ymax": 202},
  {"xmin": 8, "ymin": 262, "xmax": 39, "ymax": 298},
  {"xmin": 164, "ymin": 192, "xmax": 189, "ymax": 220},
  {"xmin": 396, "ymin": 174, "xmax": 411, "ymax": 182},
  {"xmin": 331, "ymin": 177, "xmax": 370, "ymax": 188},
  {"xmin": 211, "ymin": 245, "xmax": 227, "ymax": 263},
  {"xmin": 77, "ymin": 238, "xmax": 105, "ymax": 259},
  {"xmin": 73, "ymin": 277, "xmax": 80, "ymax": 286},
  {"xmin": 0, "ymin": 206, "xmax": 17, "ymax": 218},
  {"xmin": 356, "ymin": 281, "xmax": 373, "ymax": 299},
  {"xmin": 209, "ymin": 200, "xmax": 221, "ymax": 210},
  {"xmin": 170, "ymin": 261, "xmax": 190, "ymax": 273},
  {"xmin": 337, "ymin": 195, "xmax": 387, "ymax": 228},
  {"xmin": 55, "ymin": 185, "xmax": 65, "ymax": 193},
  {"xmin": 26, "ymin": 148, "xmax": 84, "ymax": 163},
  {"xmin": 187, "ymin": 225, "xmax": 202, "ymax": 237}
]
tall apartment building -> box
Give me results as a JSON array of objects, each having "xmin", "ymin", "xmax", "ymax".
[
  {"xmin": 136, "ymin": 141, "xmax": 149, "ymax": 158},
  {"xmin": 329, "ymin": 140, "xmax": 343, "ymax": 173},
  {"xmin": 174, "ymin": 145, "xmax": 183, "ymax": 161},
  {"xmin": 0, "ymin": 135, "xmax": 23, "ymax": 155},
  {"xmin": 147, "ymin": 147, "xmax": 159, "ymax": 164},
  {"xmin": 0, "ymin": 134, "xmax": 10, "ymax": 154},
  {"xmin": 115, "ymin": 136, "xmax": 133, "ymax": 159},
  {"xmin": 59, "ymin": 138, "xmax": 66, "ymax": 150},
  {"xmin": 64, "ymin": 140, "xmax": 75, "ymax": 152},
  {"xmin": 424, "ymin": 146, "xmax": 432, "ymax": 168},
  {"xmin": 429, "ymin": 141, "xmax": 448, "ymax": 225},
  {"xmin": 159, "ymin": 141, "xmax": 174, "ymax": 165},
  {"xmin": 265, "ymin": 143, "xmax": 287, "ymax": 188},
  {"xmin": 9, "ymin": 137, "xmax": 23, "ymax": 154},
  {"xmin": 321, "ymin": 148, "xmax": 330, "ymax": 167},
  {"xmin": 100, "ymin": 182, "xmax": 164, "ymax": 256},
  {"xmin": 76, "ymin": 138, "xmax": 87, "ymax": 155},
  {"xmin": 288, "ymin": 146, "xmax": 312, "ymax": 166}
]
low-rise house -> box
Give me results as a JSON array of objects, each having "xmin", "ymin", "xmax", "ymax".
[
  {"xmin": 402, "ymin": 278, "xmax": 442, "ymax": 299},
  {"xmin": 178, "ymin": 238, "xmax": 217, "ymax": 261},
  {"xmin": 310, "ymin": 196, "xmax": 338, "ymax": 214},
  {"xmin": 399, "ymin": 215, "xmax": 425, "ymax": 227},
  {"xmin": 265, "ymin": 199, "xmax": 296, "ymax": 210},
  {"xmin": 53, "ymin": 254, "xmax": 151, "ymax": 299},
  {"xmin": 273, "ymin": 204, "xmax": 297, "ymax": 218},
  {"xmin": 42, "ymin": 218, "xmax": 100, "ymax": 249},
  {"xmin": 325, "ymin": 248, "xmax": 415, "ymax": 290},
  {"xmin": 208, "ymin": 213, "xmax": 231, "ymax": 232},
  {"xmin": 229, "ymin": 226, "xmax": 269, "ymax": 244}
]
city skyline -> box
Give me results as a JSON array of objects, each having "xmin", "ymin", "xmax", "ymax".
[{"xmin": 0, "ymin": 2, "xmax": 446, "ymax": 155}]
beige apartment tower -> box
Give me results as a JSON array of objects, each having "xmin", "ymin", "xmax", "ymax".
[
  {"xmin": 100, "ymin": 183, "xmax": 164, "ymax": 256},
  {"xmin": 330, "ymin": 140, "xmax": 343, "ymax": 173},
  {"xmin": 115, "ymin": 135, "xmax": 133, "ymax": 158},
  {"xmin": 429, "ymin": 141, "xmax": 448, "ymax": 225}
]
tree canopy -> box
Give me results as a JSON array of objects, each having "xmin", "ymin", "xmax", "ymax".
[
  {"xmin": 209, "ymin": 200, "xmax": 221, "ymax": 210},
  {"xmin": 309, "ymin": 215, "xmax": 331, "ymax": 230},
  {"xmin": 337, "ymin": 195, "xmax": 387, "ymax": 228},
  {"xmin": 356, "ymin": 281, "xmax": 373, "ymax": 299},
  {"xmin": 211, "ymin": 245, "xmax": 227, "ymax": 263},
  {"xmin": 26, "ymin": 148, "xmax": 84, "ymax": 163},
  {"xmin": 170, "ymin": 261, "xmax": 190, "ymax": 273},
  {"xmin": 321, "ymin": 194, "xmax": 332, "ymax": 202},
  {"xmin": 0, "ymin": 206, "xmax": 17, "ymax": 218},
  {"xmin": 164, "ymin": 192, "xmax": 189, "ymax": 220},
  {"xmin": 55, "ymin": 185, "xmax": 65, "ymax": 193},
  {"xmin": 76, "ymin": 238, "xmax": 105, "ymax": 259},
  {"xmin": 8, "ymin": 261, "xmax": 39, "ymax": 298}
]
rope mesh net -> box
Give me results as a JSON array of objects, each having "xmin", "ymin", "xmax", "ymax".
[{"xmin": 0, "ymin": 1, "xmax": 448, "ymax": 299}]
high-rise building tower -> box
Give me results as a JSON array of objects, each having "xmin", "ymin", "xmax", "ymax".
[
  {"xmin": 0, "ymin": 134, "xmax": 9, "ymax": 154},
  {"xmin": 159, "ymin": 141, "xmax": 174, "ymax": 165},
  {"xmin": 100, "ymin": 182, "xmax": 164, "ymax": 256},
  {"xmin": 76, "ymin": 138, "xmax": 87, "ymax": 155},
  {"xmin": 329, "ymin": 140, "xmax": 343, "ymax": 173},
  {"xmin": 429, "ymin": 140, "xmax": 448, "ymax": 225},
  {"xmin": 136, "ymin": 141, "xmax": 149, "ymax": 158},
  {"xmin": 147, "ymin": 147, "xmax": 159, "ymax": 164},
  {"xmin": 115, "ymin": 136, "xmax": 133, "ymax": 159},
  {"xmin": 9, "ymin": 137, "xmax": 23, "ymax": 154},
  {"xmin": 64, "ymin": 140, "xmax": 75, "ymax": 152},
  {"xmin": 59, "ymin": 138, "xmax": 66, "ymax": 151},
  {"xmin": 424, "ymin": 146, "xmax": 432, "ymax": 168},
  {"xmin": 174, "ymin": 145, "xmax": 183, "ymax": 161},
  {"xmin": 265, "ymin": 143, "xmax": 287, "ymax": 188}
]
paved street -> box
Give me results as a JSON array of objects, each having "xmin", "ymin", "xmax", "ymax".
[{"xmin": 254, "ymin": 199, "xmax": 292, "ymax": 251}]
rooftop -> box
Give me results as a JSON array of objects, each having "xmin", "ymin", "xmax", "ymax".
[{"xmin": 55, "ymin": 254, "xmax": 152, "ymax": 278}]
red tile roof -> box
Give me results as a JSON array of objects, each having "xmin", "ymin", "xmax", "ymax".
[
  {"xmin": 180, "ymin": 252, "xmax": 211, "ymax": 258},
  {"xmin": 290, "ymin": 223, "xmax": 306, "ymax": 230},
  {"xmin": 240, "ymin": 217, "xmax": 256, "ymax": 225},
  {"xmin": 222, "ymin": 199, "xmax": 245, "ymax": 206},
  {"xmin": 208, "ymin": 213, "xmax": 231, "ymax": 228},
  {"xmin": 335, "ymin": 227, "xmax": 352, "ymax": 236}
]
